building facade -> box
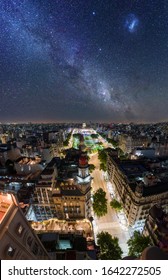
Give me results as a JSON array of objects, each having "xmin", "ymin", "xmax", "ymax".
[
  {"xmin": 29, "ymin": 155, "xmax": 92, "ymax": 222},
  {"xmin": 107, "ymin": 154, "xmax": 168, "ymax": 228},
  {"xmin": 144, "ymin": 204, "xmax": 168, "ymax": 252},
  {"xmin": 119, "ymin": 134, "xmax": 149, "ymax": 154},
  {"xmin": 0, "ymin": 192, "xmax": 50, "ymax": 260}
]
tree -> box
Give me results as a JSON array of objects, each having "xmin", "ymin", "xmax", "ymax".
[
  {"xmin": 100, "ymin": 162, "xmax": 107, "ymax": 172},
  {"xmin": 98, "ymin": 149, "xmax": 107, "ymax": 163},
  {"xmin": 100, "ymin": 132, "xmax": 106, "ymax": 138},
  {"xmin": 127, "ymin": 231, "xmax": 151, "ymax": 258},
  {"xmin": 93, "ymin": 188, "xmax": 107, "ymax": 217},
  {"xmin": 89, "ymin": 164, "xmax": 95, "ymax": 173},
  {"xmin": 73, "ymin": 133, "xmax": 81, "ymax": 138},
  {"xmin": 61, "ymin": 149, "xmax": 67, "ymax": 155},
  {"xmin": 91, "ymin": 134, "xmax": 98, "ymax": 139},
  {"xmin": 117, "ymin": 148, "xmax": 128, "ymax": 159},
  {"xmin": 107, "ymin": 138, "xmax": 118, "ymax": 148},
  {"xmin": 97, "ymin": 231, "xmax": 123, "ymax": 260},
  {"xmin": 98, "ymin": 149, "xmax": 107, "ymax": 172},
  {"xmin": 63, "ymin": 139, "xmax": 69, "ymax": 146},
  {"xmin": 63, "ymin": 133, "xmax": 71, "ymax": 146},
  {"xmin": 110, "ymin": 199, "xmax": 122, "ymax": 212}
]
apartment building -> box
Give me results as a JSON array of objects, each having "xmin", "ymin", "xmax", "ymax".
[
  {"xmin": 107, "ymin": 154, "xmax": 168, "ymax": 228},
  {"xmin": 119, "ymin": 134, "xmax": 148, "ymax": 154},
  {"xmin": 144, "ymin": 204, "xmax": 168, "ymax": 252},
  {"xmin": 0, "ymin": 192, "xmax": 50, "ymax": 260}
]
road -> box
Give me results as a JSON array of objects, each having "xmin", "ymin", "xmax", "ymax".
[
  {"xmin": 67, "ymin": 129, "xmax": 130, "ymax": 255},
  {"xmin": 89, "ymin": 153, "xmax": 130, "ymax": 256}
]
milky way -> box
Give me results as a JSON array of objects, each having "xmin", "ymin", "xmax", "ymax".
[{"xmin": 0, "ymin": 0, "xmax": 168, "ymax": 122}]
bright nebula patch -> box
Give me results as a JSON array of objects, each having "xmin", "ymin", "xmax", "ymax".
[{"xmin": 125, "ymin": 14, "xmax": 139, "ymax": 33}]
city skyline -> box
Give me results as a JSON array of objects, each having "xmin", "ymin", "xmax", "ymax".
[{"xmin": 1, "ymin": 0, "xmax": 168, "ymax": 123}]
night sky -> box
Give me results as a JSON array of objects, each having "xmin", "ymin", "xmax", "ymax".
[{"xmin": 0, "ymin": 0, "xmax": 168, "ymax": 123}]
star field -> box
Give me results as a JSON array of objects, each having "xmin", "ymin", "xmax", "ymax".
[{"xmin": 0, "ymin": 0, "xmax": 168, "ymax": 122}]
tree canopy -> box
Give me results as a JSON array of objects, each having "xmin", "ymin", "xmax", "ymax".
[
  {"xmin": 92, "ymin": 188, "xmax": 107, "ymax": 217},
  {"xmin": 98, "ymin": 149, "xmax": 107, "ymax": 171},
  {"xmin": 100, "ymin": 162, "xmax": 107, "ymax": 172},
  {"xmin": 91, "ymin": 134, "xmax": 98, "ymax": 138},
  {"xmin": 89, "ymin": 164, "xmax": 95, "ymax": 173},
  {"xmin": 110, "ymin": 199, "xmax": 122, "ymax": 212},
  {"xmin": 97, "ymin": 231, "xmax": 123, "ymax": 260},
  {"xmin": 73, "ymin": 133, "xmax": 81, "ymax": 138},
  {"xmin": 107, "ymin": 138, "xmax": 118, "ymax": 147},
  {"xmin": 63, "ymin": 133, "xmax": 71, "ymax": 146},
  {"xmin": 127, "ymin": 231, "xmax": 151, "ymax": 258},
  {"xmin": 98, "ymin": 149, "xmax": 107, "ymax": 162}
]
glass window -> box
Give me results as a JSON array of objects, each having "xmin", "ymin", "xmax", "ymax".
[
  {"xmin": 6, "ymin": 245, "xmax": 15, "ymax": 257},
  {"xmin": 27, "ymin": 236, "xmax": 33, "ymax": 246},
  {"xmin": 17, "ymin": 224, "xmax": 24, "ymax": 236},
  {"xmin": 32, "ymin": 242, "xmax": 38, "ymax": 255}
]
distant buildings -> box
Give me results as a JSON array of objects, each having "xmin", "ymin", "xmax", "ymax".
[
  {"xmin": 0, "ymin": 142, "xmax": 21, "ymax": 166},
  {"xmin": 118, "ymin": 134, "xmax": 148, "ymax": 154},
  {"xmin": 150, "ymin": 140, "xmax": 168, "ymax": 157},
  {"xmin": 131, "ymin": 147, "xmax": 155, "ymax": 159}
]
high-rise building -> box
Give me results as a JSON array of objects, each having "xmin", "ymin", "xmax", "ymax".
[{"xmin": 0, "ymin": 192, "xmax": 50, "ymax": 259}]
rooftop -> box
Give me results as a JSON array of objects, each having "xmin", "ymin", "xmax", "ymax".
[
  {"xmin": 111, "ymin": 158, "xmax": 168, "ymax": 197},
  {"xmin": 16, "ymin": 157, "xmax": 41, "ymax": 165},
  {"xmin": 30, "ymin": 218, "xmax": 93, "ymax": 239},
  {"xmin": 119, "ymin": 162, "xmax": 147, "ymax": 177}
]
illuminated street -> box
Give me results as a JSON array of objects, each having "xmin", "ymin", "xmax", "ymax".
[
  {"xmin": 69, "ymin": 129, "xmax": 130, "ymax": 256},
  {"xmin": 89, "ymin": 153, "xmax": 130, "ymax": 256}
]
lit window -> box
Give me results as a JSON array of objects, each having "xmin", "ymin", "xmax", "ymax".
[
  {"xmin": 6, "ymin": 245, "xmax": 15, "ymax": 257},
  {"xmin": 17, "ymin": 224, "xmax": 24, "ymax": 235}
]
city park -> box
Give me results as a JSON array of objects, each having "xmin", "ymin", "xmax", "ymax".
[{"xmin": 72, "ymin": 129, "xmax": 104, "ymax": 153}]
